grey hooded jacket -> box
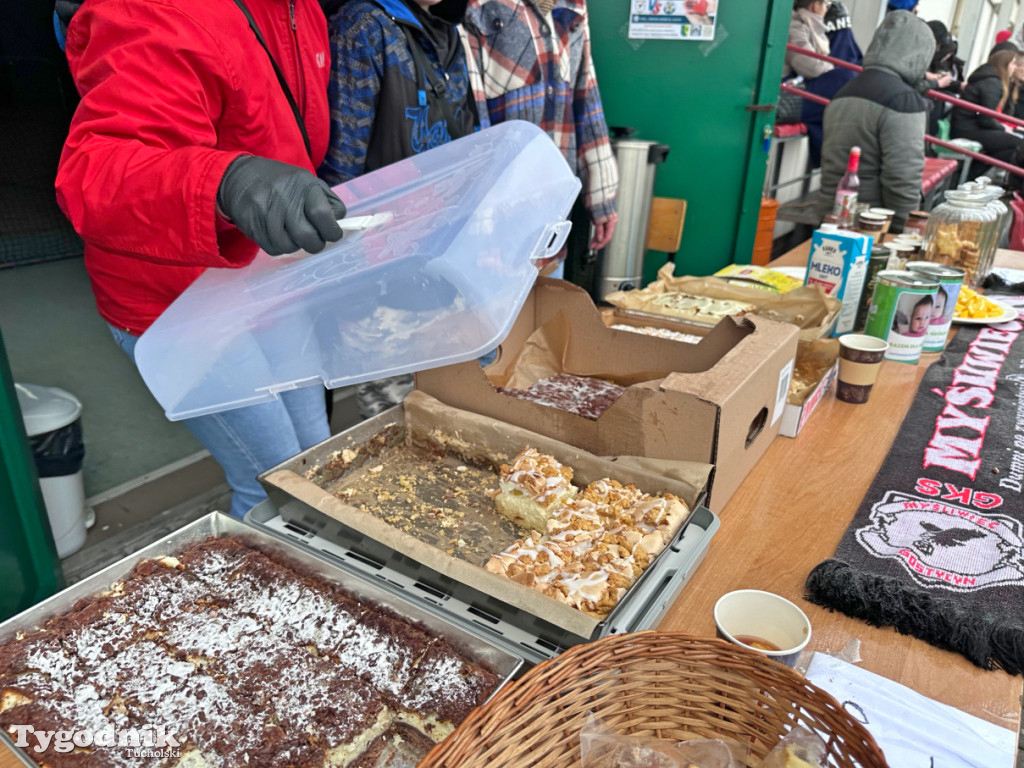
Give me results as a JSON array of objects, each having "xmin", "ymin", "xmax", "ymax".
[{"xmin": 816, "ymin": 11, "xmax": 934, "ymax": 231}]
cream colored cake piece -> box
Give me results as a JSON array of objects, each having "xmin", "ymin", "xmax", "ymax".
[
  {"xmin": 577, "ymin": 479, "xmax": 689, "ymax": 558},
  {"xmin": 487, "ymin": 467, "xmax": 691, "ymax": 618},
  {"xmin": 650, "ymin": 292, "xmax": 755, "ymax": 322},
  {"xmin": 610, "ymin": 324, "xmax": 702, "ymax": 344},
  {"xmin": 485, "ymin": 529, "xmax": 633, "ymax": 618},
  {"xmin": 493, "ymin": 447, "xmax": 577, "ymax": 532}
]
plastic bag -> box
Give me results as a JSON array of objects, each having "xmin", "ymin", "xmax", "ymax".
[
  {"xmin": 758, "ymin": 727, "xmax": 827, "ymax": 768},
  {"xmin": 579, "ymin": 713, "xmax": 826, "ymax": 768},
  {"xmin": 579, "ymin": 713, "xmax": 745, "ymax": 768}
]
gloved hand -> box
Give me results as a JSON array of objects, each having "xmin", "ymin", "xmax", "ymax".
[{"xmin": 217, "ymin": 156, "xmax": 347, "ymax": 256}]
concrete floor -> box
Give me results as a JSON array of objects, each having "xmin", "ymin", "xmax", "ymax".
[
  {"xmin": 0, "ymin": 258, "xmax": 203, "ymax": 496},
  {"xmin": 0, "ymin": 256, "xmax": 360, "ymax": 580}
]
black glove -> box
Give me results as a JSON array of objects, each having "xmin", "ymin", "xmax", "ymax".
[{"xmin": 217, "ymin": 156, "xmax": 347, "ymax": 256}]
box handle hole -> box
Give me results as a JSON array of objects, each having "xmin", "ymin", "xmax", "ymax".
[{"xmin": 745, "ymin": 407, "xmax": 768, "ymax": 448}]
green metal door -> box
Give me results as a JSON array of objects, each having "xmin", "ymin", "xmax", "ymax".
[
  {"xmin": 0, "ymin": 329, "xmax": 63, "ymax": 620},
  {"xmin": 588, "ymin": 0, "xmax": 791, "ymax": 280}
]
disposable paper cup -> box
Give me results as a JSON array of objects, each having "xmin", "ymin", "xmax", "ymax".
[
  {"xmin": 713, "ymin": 590, "xmax": 812, "ymax": 667},
  {"xmin": 837, "ymin": 334, "xmax": 888, "ymax": 403}
]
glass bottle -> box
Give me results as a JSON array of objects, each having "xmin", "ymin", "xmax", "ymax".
[
  {"xmin": 833, "ymin": 146, "xmax": 861, "ymax": 228},
  {"xmin": 922, "ymin": 189, "xmax": 998, "ymax": 288}
]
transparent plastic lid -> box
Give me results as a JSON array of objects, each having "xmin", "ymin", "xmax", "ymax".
[{"xmin": 136, "ymin": 121, "xmax": 581, "ymax": 420}]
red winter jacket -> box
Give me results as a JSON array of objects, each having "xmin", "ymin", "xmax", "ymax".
[{"xmin": 56, "ymin": 0, "xmax": 331, "ymax": 335}]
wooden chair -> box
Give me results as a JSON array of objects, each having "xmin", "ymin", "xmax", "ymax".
[{"xmin": 645, "ymin": 197, "xmax": 687, "ymax": 262}]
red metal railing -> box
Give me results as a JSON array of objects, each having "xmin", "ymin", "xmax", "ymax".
[{"xmin": 783, "ymin": 44, "xmax": 1024, "ymax": 178}]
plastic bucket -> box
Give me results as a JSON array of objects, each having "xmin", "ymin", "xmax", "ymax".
[{"xmin": 15, "ymin": 383, "xmax": 89, "ymax": 557}]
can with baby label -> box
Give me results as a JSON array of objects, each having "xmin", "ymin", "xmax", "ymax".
[
  {"xmin": 905, "ymin": 262, "xmax": 966, "ymax": 354},
  {"xmin": 864, "ymin": 270, "xmax": 940, "ymax": 364}
]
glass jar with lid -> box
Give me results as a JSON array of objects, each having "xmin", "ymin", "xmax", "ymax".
[
  {"xmin": 922, "ymin": 188, "xmax": 998, "ymax": 288},
  {"xmin": 957, "ymin": 181, "xmax": 999, "ymax": 279},
  {"xmin": 973, "ymin": 177, "xmax": 1010, "ymax": 282}
]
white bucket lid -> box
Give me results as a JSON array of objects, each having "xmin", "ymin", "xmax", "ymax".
[{"xmin": 15, "ymin": 383, "xmax": 83, "ymax": 436}]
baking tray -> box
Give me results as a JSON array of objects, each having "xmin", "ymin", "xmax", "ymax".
[
  {"xmin": 246, "ymin": 500, "xmax": 717, "ymax": 667},
  {"xmin": 0, "ymin": 512, "xmax": 523, "ymax": 768},
  {"xmin": 257, "ymin": 408, "xmax": 719, "ymax": 663}
]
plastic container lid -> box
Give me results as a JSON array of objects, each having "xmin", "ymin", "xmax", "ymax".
[
  {"xmin": 15, "ymin": 383, "xmax": 83, "ymax": 436},
  {"xmin": 136, "ymin": 121, "xmax": 582, "ymax": 420}
]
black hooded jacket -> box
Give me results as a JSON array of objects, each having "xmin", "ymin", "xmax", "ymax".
[{"xmin": 952, "ymin": 63, "xmax": 1008, "ymax": 134}]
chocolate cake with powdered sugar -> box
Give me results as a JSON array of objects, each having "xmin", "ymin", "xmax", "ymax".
[
  {"xmin": 495, "ymin": 373, "xmax": 626, "ymax": 420},
  {"xmin": 0, "ymin": 537, "xmax": 500, "ymax": 767}
]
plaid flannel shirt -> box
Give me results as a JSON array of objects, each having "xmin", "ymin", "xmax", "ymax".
[{"xmin": 461, "ymin": 0, "xmax": 618, "ymax": 222}]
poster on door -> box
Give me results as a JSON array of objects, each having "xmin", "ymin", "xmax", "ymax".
[{"xmin": 628, "ymin": 0, "xmax": 718, "ymax": 40}]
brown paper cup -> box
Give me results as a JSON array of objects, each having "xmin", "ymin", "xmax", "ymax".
[{"xmin": 837, "ymin": 334, "xmax": 888, "ymax": 404}]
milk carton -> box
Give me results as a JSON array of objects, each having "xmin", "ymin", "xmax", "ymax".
[{"xmin": 805, "ymin": 224, "xmax": 870, "ymax": 336}]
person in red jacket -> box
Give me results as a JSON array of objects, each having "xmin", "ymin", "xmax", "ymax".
[{"xmin": 54, "ymin": 0, "xmax": 347, "ymax": 520}]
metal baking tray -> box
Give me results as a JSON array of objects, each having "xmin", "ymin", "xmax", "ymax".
[
  {"xmin": 257, "ymin": 408, "xmax": 719, "ymax": 664},
  {"xmin": 0, "ymin": 512, "xmax": 523, "ymax": 768},
  {"xmin": 247, "ymin": 500, "xmax": 718, "ymax": 667}
]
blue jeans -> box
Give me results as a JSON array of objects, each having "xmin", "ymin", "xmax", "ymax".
[{"xmin": 109, "ymin": 325, "xmax": 330, "ymax": 520}]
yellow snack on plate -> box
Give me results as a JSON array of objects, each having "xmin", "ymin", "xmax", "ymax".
[{"xmin": 955, "ymin": 287, "xmax": 1006, "ymax": 319}]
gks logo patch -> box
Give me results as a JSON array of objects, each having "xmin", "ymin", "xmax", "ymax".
[{"xmin": 856, "ymin": 490, "xmax": 1024, "ymax": 592}]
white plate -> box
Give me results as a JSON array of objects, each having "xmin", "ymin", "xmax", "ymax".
[
  {"xmin": 952, "ymin": 297, "xmax": 1020, "ymax": 325},
  {"xmin": 771, "ymin": 266, "xmax": 807, "ymax": 281}
]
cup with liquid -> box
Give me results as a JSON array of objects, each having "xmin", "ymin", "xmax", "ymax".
[{"xmin": 713, "ymin": 590, "xmax": 812, "ymax": 667}]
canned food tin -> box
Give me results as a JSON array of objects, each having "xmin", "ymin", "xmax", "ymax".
[
  {"xmin": 864, "ymin": 270, "xmax": 940, "ymax": 364},
  {"xmin": 906, "ymin": 262, "xmax": 966, "ymax": 353},
  {"xmin": 854, "ymin": 246, "xmax": 892, "ymax": 332}
]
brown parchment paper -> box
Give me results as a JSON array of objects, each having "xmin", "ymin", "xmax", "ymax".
[
  {"xmin": 788, "ymin": 338, "xmax": 840, "ymax": 405},
  {"xmin": 492, "ymin": 312, "xmax": 570, "ymax": 389},
  {"xmin": 491, "ymin": 312, "xmax": 675, "ymax": 390},
  {"xmin": 605, "ymin": 262, "xmax": 840, "ymax": 341},
  {"xmin": 263, "ymin": 390, "xmax": 712, "ymax": 640}
]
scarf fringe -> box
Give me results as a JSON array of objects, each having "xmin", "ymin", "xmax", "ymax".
[{"xmin": 805, "ymin": 559, "xmax": 1024, "ymax": 676}]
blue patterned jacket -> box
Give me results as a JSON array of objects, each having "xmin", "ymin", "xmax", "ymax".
[{"xmin": 319, "ymin": 0, "xmax": 477, "ymax": 184}]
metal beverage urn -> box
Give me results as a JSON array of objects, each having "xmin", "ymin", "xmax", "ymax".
[{"xmin": 597, "ymin": 127, "xmax": 670, "ymax": 299}]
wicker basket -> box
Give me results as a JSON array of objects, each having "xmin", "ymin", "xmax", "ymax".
[{"xmin": 421, "ymin": 632, "xmax": 887, "ymax": 768}]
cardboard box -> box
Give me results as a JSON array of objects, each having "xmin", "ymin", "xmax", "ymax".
[
  {"xmin": 416, "ymin": 279, "xmax": 800, "ymax": 510},
  {"xmin": 261, "ymin": 391, "xmax": 714, "ymax": 642},
  {"xmin": 779, "ymin": 359, "xmax": 839, "ymax": 437}
]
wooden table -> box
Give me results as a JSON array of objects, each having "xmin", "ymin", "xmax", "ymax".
[
  {"xmin": 658, "ymin": 242, "xmax": 1024, "ymax": 736},
  {"xmin": 2, "ymin": 245, "xmax": 1021, "ymax": 766}
]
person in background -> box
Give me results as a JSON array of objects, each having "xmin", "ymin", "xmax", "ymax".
[
  {"xmin": 887, "ymin": 0, "xmax": 918, "ymax": 13},
  {"xmin": 816, "ymin": 11, "xmax": 934, "ymax": 232},
  {"xmin": 800, "ymin": 1, "xmax": 863, "ymax": 167},
  {"xmin": 925, "ymin": 20, "xmax": 964, "ymax": 137},
  {"xmin": 784, "ymin": 0, "xmax": 833, "ymax": 82},
  {"xmin": 320, "ymin": 0, "xmax": 477, "ymax": 419},
  {"xmin": 53, "ymin": 0, "xmax": 345, "ymax": 520},
  {"xmin": 460, "ymin": 0, "xmax": 619, "ymax": 270},
  {"xmin": 1008, "ymin": 51, "xmax": 1024, "ymax": 120},
  {"xmin": 951, "ymin": 45, "xmax": 1022, "ymax": 178},
  {"xmin": 927, "ymin": 21, "xmax": 964, "ymax": 88}
]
